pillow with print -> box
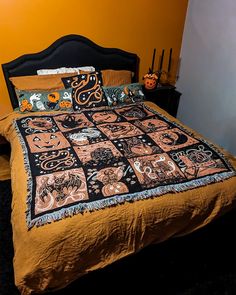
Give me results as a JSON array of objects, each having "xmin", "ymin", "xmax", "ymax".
[
  {"xmin": 62, "ymin": 72, "xmax": 107, "ymax": 111},
  {"xmin": 102, "ymin": 83, "xmax": 145, "ymax": 107},
  {"xmin": 16, "ymin": 88, "xmax": 73, "ymax": 113}
]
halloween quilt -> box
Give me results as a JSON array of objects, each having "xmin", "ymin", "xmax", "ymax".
[{"xmin": 14, "ymin": 103, "xmax": 235, "ymax": 229}]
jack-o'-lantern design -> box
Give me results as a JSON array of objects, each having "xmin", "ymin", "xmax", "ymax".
[
  {"xmin": 59, "ymin": 100, "xmax": 72, "ymax": 109},
  {"xmin": 33, "ymin": 134, "xmax": 60, "ymax": 149},
  {"xmin": 46, "ymin": 92, "xmax": 60, "ymax": 109},
  {"xmin": 96, "ymin": 167, "xmax": 129, "ymax": 197},
  {"xmin": 143, "ymin": 73, "xmax": 158, "ymax": 90},
  {"xmin": 48, "ymin": 92, "xmax": 60, "ymax": 102},
  {"xmin": 92, "ymin": 111, "xmax": 118, "ymax": 123},
  {"xmin": 20, "ymin": 99, "xmax": 33, "ymax": 112},
  {"xmin": 26, "ymin": 132, "xmax": 70, "ymax": 153}
]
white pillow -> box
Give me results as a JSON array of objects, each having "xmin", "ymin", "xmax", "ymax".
[{"xmin": 37, "ymin": 66, "xmax": 95, "ymax": 75}]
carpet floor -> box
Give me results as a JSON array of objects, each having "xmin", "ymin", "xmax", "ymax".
[{"xmin": 1, "ymin": 179, "xmax": 235, "ymax": 295}]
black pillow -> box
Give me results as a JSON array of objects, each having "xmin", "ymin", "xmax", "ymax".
[{"xmin": 62, "ymin": 72, "xmax": 107, "ymax": 111}]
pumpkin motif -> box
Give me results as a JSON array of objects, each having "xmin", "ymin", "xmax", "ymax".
[
  {"xmin": 20, "ymin": 99, "xmax": 33, "ymax": 112},
  {"xmin": 32, "ymin": 134, "xmax": 61, "ymax": 150},
  {"xmin": 59, "ymin": 100, "xmax": 72, "ymax": 109},
  {"xmin": 143, "ymin": 73, "xmax": 158, "ymax": 90},
  {"xmin": 46, "ymin": 92, "xmax": 60, "ymax": 109},
  {"xmin": 27, "ymin": 132, "xmax": 70, "ymax": 153},
  {"xmin": 48, "ymin": 92, "xmax": 60, "ymax": 103},
  {"xmin": 96, "ymin": 167, "xmax": 129, "ymax": 197}
]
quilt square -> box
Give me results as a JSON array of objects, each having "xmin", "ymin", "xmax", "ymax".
[
  {"xmin": 34, "ymin": 168, "xmax": 88, "ymax": 217},
  {"xmin": 128, "ymin": 153, "xmax": 185, "ymax": 188},
  {"xmin": 97, "ymin": 122, "xmax": 143, "ymax": 140},
  {"xmin": 169, "ymin": 144, "xmax": 230, "ymax": 180},
  {"xmin": 17, "ymin": 116, "xmax": 59, "ymax": 135},
  {"xmin": 114, "ymin": 104, "xmax": 154, "ymax": 120},
  {"xmin": 73, "ymin": 141, "xmax": 122, "ymax": 165},
  {"xmin": 29, "ymin": 148, "xmax": 80, "ymax": 175},
  {"xmin": 26, "ymin": 132, "xmax": 70, "ymax": 153},
  {"xmin": 148, "ymin": 128, "xmax": 199, "ymax": 152},
  {"xmin": 53, "ymin": 113, "xmax": 94, "ymax": 132},
  {"xmin": 112, "ymin": 135, "xmax": 162, "ymax": 158},
  {"xmin": 84, "ymin": 109, "xmax": 125, "ymax": 124},
  {"xmin": 84, "ymin": 159, "xmax": 141, "ymax": 199},
  {"xmin": 133, "ymin": 116, "xmax": 172, "ymax": 133},
  {"xmin": 64, "ymin": 127, "xmax": 108, "ymax": 146}
]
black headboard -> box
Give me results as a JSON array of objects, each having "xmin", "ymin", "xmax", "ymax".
[{"xmin": 2, "ymin": 34, "xmax": 139, "ymax": 109}]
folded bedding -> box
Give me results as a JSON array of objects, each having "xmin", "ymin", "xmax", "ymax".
[{"xmin": 0, "ymin": 101, "xmax": 235, "ymax": 294}]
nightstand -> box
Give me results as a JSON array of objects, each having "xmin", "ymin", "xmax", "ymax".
[
  {"xmin": 143, "ymin": 84, "xmax": 181, "ymax": 117},
  {"xmin": 0, "ymin": 135, "xmax": 10, "ymax": 155}
]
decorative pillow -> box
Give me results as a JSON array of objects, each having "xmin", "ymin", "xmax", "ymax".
[
  {"xmin": 37, "ymin": 66, "xmax": 95, "ymax": 75},
  {"xmin": 102, "ymin": 83, "xmax": 145, "ymax": 107},
  {"xmin": 16, "ymin": 88, "xmax": 73, "ymax": 113},
  {"xmin": 10, "ymin": 73, "xmax": 78, "ymax": 91},
  {"xmin": 62, "ymin": 72, "xmax": 107, "ymax": 110},
  {"xmin": 101, "ymin": 69, "xmax": 132, "ymax": 86}
]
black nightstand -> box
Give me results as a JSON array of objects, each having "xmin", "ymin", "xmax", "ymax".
[
  {"xmin": 143, "ymin": 84, "xmax": 181, "ymax": 117},
  {"xmin": 0, "ymin": 135, "xmax": 10, "ymax": 155}
]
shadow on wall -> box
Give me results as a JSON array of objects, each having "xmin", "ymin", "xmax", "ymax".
[{"xmin": 223, "ymin": 120, "xmax": 236, "ymax": 156}]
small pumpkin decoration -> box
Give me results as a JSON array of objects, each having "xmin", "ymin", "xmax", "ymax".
[
  {"xmin": 96, "ymin": 167, "xmax": 129, "ymax": 197},
  {"xmin": 143, "ymin": 73, "xmax": 158, "ymax": 90},
  {"xmin": 20, "ymin": 99, "xmax": 33, "ymax": 112},
  {"xmin": 26, "ymin": 103, "xmax": 33, "ymax": 111},
  {"xmin": 59, "ymin": 100, "xmax": 72, "ymax": 109},
  {"xmin": 47, "ymin": 92, "xmax": 60, "ymax": 109},
  {"xmin": 48, "ymin": 92, "xmax": 60, "ymax": 103}
]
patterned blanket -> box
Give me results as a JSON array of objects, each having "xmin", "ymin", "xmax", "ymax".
[{"xmin": 15, "ymin": 103, "xmax": 235, "ymax": 229}]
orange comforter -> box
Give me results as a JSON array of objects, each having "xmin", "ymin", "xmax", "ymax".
[{"xmin": 0, "ymin": 101, "xmax": 236, "ymax": 294}]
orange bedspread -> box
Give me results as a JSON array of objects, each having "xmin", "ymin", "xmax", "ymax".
[{"xmin": 0, "ymin": 101, "xmax": 236, "ymax": 294}]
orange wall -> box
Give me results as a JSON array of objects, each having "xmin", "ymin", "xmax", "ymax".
[{"xmin": 0, "ymin": 0, "xmax": 188, "ymax": 116}]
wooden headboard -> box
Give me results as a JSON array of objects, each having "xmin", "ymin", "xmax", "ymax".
[{"xmin": 2, "ymin": 34, "xmax": 139, "ymax": 109}]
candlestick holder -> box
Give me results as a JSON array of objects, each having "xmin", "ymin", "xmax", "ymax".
[{"xmin": 143, "ymin": 47, "xmax": 174, "ymax": 90}]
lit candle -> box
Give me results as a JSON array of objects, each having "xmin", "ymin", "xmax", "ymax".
[
  {"xmin": 168, "ymin": 48, "xmax": 172, "ymax": 72},
  {"xmin": 159, "ymin": 49, "xmax": 165, "ymax": 72}
]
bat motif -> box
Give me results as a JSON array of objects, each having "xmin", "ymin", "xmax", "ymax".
[{"xmin": 39, "ymin": 173, "xmax": 82, "ymax": 202}]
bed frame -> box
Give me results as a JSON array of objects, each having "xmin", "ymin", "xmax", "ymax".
[
  {"xmin": 1, "ymin": 35, "xmax": 236, "ymax": 294},
  {"xmin": 2, "ymin": 34, "xmax": 139, "ymax": 110}
]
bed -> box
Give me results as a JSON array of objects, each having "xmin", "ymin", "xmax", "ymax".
[{"xmin": 1, "ymin": 34, "xmax": 236, "ymax": 295}]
